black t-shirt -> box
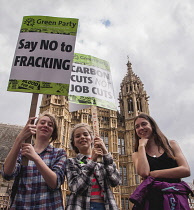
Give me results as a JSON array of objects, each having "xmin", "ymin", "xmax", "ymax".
[
  {"xmin": 147, "ymin": 152, "xmax": 180, "ymax": 183},
  {"xmin": 146, "ymin": 152, "xmax": 180, "ymax": 209}
]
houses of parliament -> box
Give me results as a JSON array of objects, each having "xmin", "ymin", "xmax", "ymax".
[{"xmin": 0, "ymin": 60, "xmax": 150, "ymax": 209}]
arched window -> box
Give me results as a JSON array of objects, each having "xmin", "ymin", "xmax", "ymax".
[
  {"xmin": 136, "ymin": 98, "xmax": 142, "ymax": 112},
  {"xmin": 134, "ymin": 167, "xmax": 140, "ymax": 185},
  {"xmin": 130, "ymin": 84, "xmax": 133, "ymax": 91},
  {"xmin": 121, "ymin": 197, "xmax": 130, "ymax": 210},
  {"xmin": 118, "ymin": 134, "xmax": 125, "ymax": 155},
  {"xmin": 119, "ymin": 166, "xmax": 128, "ymax": 186},
  {"xmin": 100, "ymin": 131, "xmax": 109, "ymax": 150},
  {"xmin": 128, "ymin": 98, "xmax": 134, "ymax": 113},
  {"xmin": 126, "ymin": 86, "xmax": 128, "ymax": 93}
]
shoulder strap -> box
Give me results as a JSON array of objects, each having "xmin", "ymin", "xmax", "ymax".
[{"xmin": 10, "ymin": 166, "xmax": 23, "ymax": 207}]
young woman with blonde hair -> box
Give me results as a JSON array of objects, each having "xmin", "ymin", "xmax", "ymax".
[{"xmin": 66, "ymin": 123, "xmax": 120, "ymax": 210}]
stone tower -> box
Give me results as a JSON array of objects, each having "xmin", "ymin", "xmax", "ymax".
[
  {"xmin": 117, "ymin": 60, "xmax": 149, "ymax": 209},
  {"xmin": 39, "ymin": 59, "xmax": 150, "ymax": 209}
]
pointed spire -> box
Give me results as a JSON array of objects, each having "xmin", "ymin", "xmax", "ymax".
[
  {"xmin": 126, "ymin": 55, "xmax": 133, "ymax": 76},
  {"xmin": 127, "ymin": 55, "xmax": 132, "ymax": 68}
]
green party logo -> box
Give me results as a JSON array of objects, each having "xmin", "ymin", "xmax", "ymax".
[{"xmin": 24, "ymin": 18, "xmax": 35, "ymax": 27}]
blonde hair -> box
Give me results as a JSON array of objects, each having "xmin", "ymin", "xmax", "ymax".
[{"xmin": 70, "ymin": 123, "xmax": 93, "ymax": 153}]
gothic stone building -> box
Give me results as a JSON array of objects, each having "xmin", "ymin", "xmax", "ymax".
[
  {"xmin": 39, "ymin": 60, "xmax": 150, "ymax": 209},
  {"xmin": 0, "ymin": 124, "xmax": 23, "ymax": 209}
]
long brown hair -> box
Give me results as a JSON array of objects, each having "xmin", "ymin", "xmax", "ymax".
[
  {"xmin": 70, "ymin": 123, "xmax": 93, "ymax": 154},
  {"xmin": 134, "ymin": 113, "xmax": 175, "ymax": 159}
]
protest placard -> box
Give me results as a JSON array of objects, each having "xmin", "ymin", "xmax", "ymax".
[
  {"xmin": 69, "ymin": 53, "xmax": 117, "ymax": 111},
  {"xmin": 7, "ymin": 15, "xmax": 78, "ymax": 96}
]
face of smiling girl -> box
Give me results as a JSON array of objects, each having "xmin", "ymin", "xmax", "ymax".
[
  {"xmin": 36, "ymin": 116, "xmax": 54, "ymax": 140},
  {"xmin": 73, "ymin": 126, "xmax": 93, "ymax": 154},
  {"xmin": 135, "ymin": 117, "xmax": 153, "ymax": 139}
]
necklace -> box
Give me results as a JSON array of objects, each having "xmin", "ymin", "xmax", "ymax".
[{"xmin": 152, "ymin": 155, "xmax": 157, "ymax": 158}]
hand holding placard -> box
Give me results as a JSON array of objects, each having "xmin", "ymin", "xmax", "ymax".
[{"xmin": 22, "ymin": 93, "xmax": 39, "ymax": 166}]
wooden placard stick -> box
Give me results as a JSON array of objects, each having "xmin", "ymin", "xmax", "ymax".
[
  {"xmin": 91, "ymin": 106, "xmax": 102, "ymax": 163},
  {"xmin": 22, "ymin": 93, "xmax": 39, "ymax": 166}
]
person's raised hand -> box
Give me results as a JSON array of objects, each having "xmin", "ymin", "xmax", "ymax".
[
  {"xmin": 94, "ymin": 137, "xmax": 108, "ymax": 155},
  {"xmin": 21, "ymin": 143, "xmax": 38, "ymax": 161},
  {"xmin": 139, "ymin": 138, "xmax": 149, "ymax": 147},
  {"xmin": 16, "ymin": 117, "xmax": 37, "ymax": 144},
  {"xmin": 91, "ymin": 147, "xmax": 103, "ymax": 162}
]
